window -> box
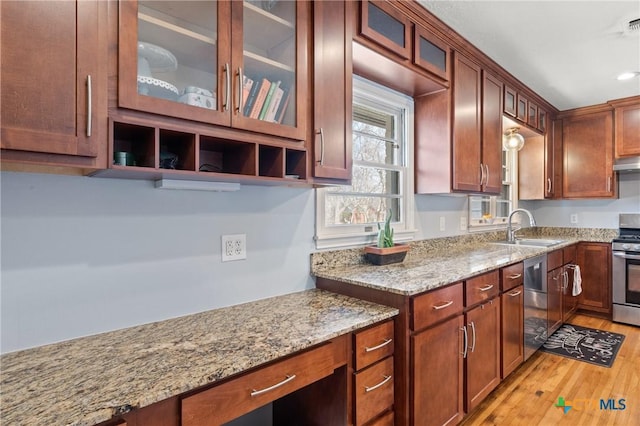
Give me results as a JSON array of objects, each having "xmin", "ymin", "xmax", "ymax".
[
  {"xmin": 315, "ymin": 77, "xmax": 414, "ymax": 249},
  {"xmin": 468, "ymin": 149, "xmax": 518, "ymax": 230}
]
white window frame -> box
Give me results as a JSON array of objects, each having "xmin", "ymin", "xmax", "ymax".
[
  {"xmin": 315, "ymin": 76, "xmax": 415, "ymax": 250},
  {"xmin": 468, "ymin": 148, "xmax": 519, "ymax": 231}
]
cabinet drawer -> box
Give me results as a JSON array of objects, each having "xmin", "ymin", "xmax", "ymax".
[
  {"xmin": 465, "ymin": 271, "xmax": 499, "ymax": 307},
  {"xmin": 182, "ymin": 342, "xmax": 341, "ymax": 426},
  {"xmin": 500, "ymin": 262, "xmax": 524, "ymax": 292},
  {"xmin": 547, "ymin": 249, "xmax": 563, "ymax": 271},
  {"xmin": 355, "ymin": 356, "xmax": 394, "ymax": 426},
  {"xmin": 355, "ymin": 320, "xmax": 394, "ymax": 371},
  {"xmin": 411, "ymin": 282, "xmax": 463, "ymax": 330}
]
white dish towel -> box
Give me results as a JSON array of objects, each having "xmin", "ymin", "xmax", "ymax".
[{"xmin": 572, "ymin": 265, "xmax": 583, "ymax": 296}]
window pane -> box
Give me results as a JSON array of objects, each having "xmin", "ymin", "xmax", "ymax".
[
  {"xmin": 329, "ymin": 166, "xmax": 400, "ymax": 195},
  {"xmin": 469, "ymin": 196, "xmax": 491, "ymax": 220},
  {"xmin": 353, "ymin": 104, "xmax": 398, "ymax": 166},
  {"xmin": 324, "ymin": 194, "xmax": 400, "ymax": 226}
]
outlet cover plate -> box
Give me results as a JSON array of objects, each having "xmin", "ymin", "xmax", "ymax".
[{"xmin": 222, "ymin": 234, "xmax": 246, "ymax": 262}]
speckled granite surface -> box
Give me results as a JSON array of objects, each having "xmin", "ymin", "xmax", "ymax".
[
  {"xmin": 312, "ymin": 227, "xmax": 616, "ymax": 296},
  {"xmin": 0, "ymin": 289, "xmax": 398, "ymax": 426}
]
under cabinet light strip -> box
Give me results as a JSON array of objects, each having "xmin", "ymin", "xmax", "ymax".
[{"xmin": 154, "ymin": 179, "xmax": 241, "ymax": 192}]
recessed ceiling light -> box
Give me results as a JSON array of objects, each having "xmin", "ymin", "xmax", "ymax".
[{"xmin": 617, "ymin": 72, "xmax": 640, "ymax": 81}]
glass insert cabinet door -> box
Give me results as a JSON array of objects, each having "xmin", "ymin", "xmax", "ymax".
[{"xmin": 118, "ymin": 1, "xmax": 303, "ymax": 139}]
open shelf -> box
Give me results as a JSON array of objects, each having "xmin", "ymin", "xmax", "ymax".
[
  {"xmin": 112, "ymin": 121, "xmax": 156, "ymax": 168},
  {"xmin": 159, "ymin": 129, "xmax": 196, "ymax": 171},
  {"xmin": 200, "ymin": 135, "xmax": 256, "ymax": 176},
  {"xmin": 259, "ymin": 145, "xmax": 284, "ymax": 177}
]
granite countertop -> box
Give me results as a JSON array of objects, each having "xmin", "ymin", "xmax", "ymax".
[
  {"xmin": 312, "ymin": 227, "xmax": 617, "ymax": 296},
  {"xmin": 0, "ymin": 289, "xmax": 398, "ymax": 426}
]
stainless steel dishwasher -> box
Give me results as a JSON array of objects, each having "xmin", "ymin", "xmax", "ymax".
[{"xmin": 523, "ymin": 254, "xmax": 548, "ymax": 360}]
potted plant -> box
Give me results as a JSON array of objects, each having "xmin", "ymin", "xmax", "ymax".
[{"xmin": 364, "ymin": 210, "xmax": 410, "ymax": 265}]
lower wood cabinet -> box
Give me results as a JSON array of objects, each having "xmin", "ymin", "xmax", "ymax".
[
  {"xmin": 464, "ymin": 298, "xmax": 500, "ymax": 412},
  {"xmin": 500, "ymin": 284, "xmax": 524, "ymax": 379},
  {"xmin": 547, "ymin": 266, "xmax": 564, "ymax": 335},
  {"xmin": 412, "ymin": 314, "xmax": 464, "ymax": 426},
  {"xmin": 562, "ymin": 244, "xmax": 579, "ymax": 321},
  {"xmin": 577, "ymin": 242, "xmax": 612, "ymax": 315},
  {"xmin": 353, "ymin": 321, "xmax": 395, "ymax": 425}
]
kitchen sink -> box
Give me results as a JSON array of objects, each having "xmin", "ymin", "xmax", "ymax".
[{"xmin": 494, "ymin": 238, "xmax": 566, "ymax": 248}]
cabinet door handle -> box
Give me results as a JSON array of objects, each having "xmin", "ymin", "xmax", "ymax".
[
  {"xmin": 364, "ymin": 375, "xmax": 392, "ymax": 393},
  {"xmin": 479, "ymin": 163, "xmax": 486, "ymax": 186},
  {"xmin": 508, "ymin": 290, "xmax": 522, "ymax": 297},
  {"xmin": 432, "ymin": 300, "xmax": 454, "ymax": 310},
  {"xmin": 365, "ymin": 338, "xmax": 393, "ymax": 352},
  {"xmin": 484, "ymin": 164, "xmax": 490, "ymax": 186},
  {"xmin": 547, "ymin": 178, "xmax": 552, "ymax": 194},
  {"xmin": 223, "ymin": 63, "xmax": 230, "ymax": 112},
  {"xmin": 316, "ymin": 128, "xmax": 325, "ymax": 165},
  {"xmin": 478, "ymin": 284, "xmax": 494, "ymax": 292},
  {"xmin": 508, "ymin": 273, "xmax": 522, "ymax": 280},
  {"xmin": 86, "ymin": 75, "xmax": 92, "ymax": 137},
  {"xmin": 250, "ymin": 374, "xmax": 296, "ymax": 397},
  {"xmin": 607, "ymin": 176, "xmax": 612, "ymax": 192},
  {"xmin": 460, "ymin": 326, "xmax": 468, "ymax": 358},
  {"xmin": 236, "ymin": 67, "xmax": 243, "ymax": 114},
  {"xmin": 469, "ymin": 321, "xmax": 476, "ymax": 352}
]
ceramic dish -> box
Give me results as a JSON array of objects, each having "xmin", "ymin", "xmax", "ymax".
[
  {"xmin": 137, "ymin": 76, "xmax": 179, "ymax": 101},
  {"xmin": 137, "ymin": 41, "xmax": 178, "ymax": 72}
]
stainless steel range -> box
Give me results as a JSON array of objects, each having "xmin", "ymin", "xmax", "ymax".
[{"xmin": 612, "ymin": 213, "xmax": 640, "ymax": 327}]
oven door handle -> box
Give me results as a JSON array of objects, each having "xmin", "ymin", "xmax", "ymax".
[{"xmin": 613, "ymin": 251, "xmax": 640, "ymax": 260}]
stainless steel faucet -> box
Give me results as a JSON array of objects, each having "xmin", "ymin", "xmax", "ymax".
[{"xmin": 506, "ymin": 208, "xmax": 536, "ymax": 243}]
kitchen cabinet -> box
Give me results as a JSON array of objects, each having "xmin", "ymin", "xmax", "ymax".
[
  {"xmin": 1, "ymin": 0, "xmax": 107, "ymax": 168},
  {"xmin": 359, "ymin": 0, "xmax": 411, "ymax": 60},
  {"xmin": 609, "ymin": 96, "xmax": 640, "ymax": 157},
  {"xmin": 562, "ymin": 244, "xmax": 579, "ymax": 321},
  {"xmin": 500, "ymin": 263, "xmax": 524, "ymax": 379},
  {"xmin": 562, "ymin": 108, "xmax": 616, "ymax": 198},
  {"xmin": 504, "ymin": 86, "xmax": 517, "ymax": 117},
  {"xmin": 412, "ymin": 283, "xmax": 465, "ymax": 426},
  {"xmin": 353, "ymin": 321, "xmax": 395, "ymax": 425},
  {"xmin": 577, "ymin": 242, "xmax": 612, "ymax": 315},
  {"xmin": 516, "ymin": 93, "xmax": 528, "ymax": 123},
  {"xmin": 311, "ymin": 0, "xmax": 352, "ymax": 182},
  {"xmin": 464, "ymin": 272, "xmax": 501, "ymax": 412},
  {"xmin": 417, "ymin": 52, "xmax": 502, "ymax": 194},
  {"xmin": 547, "ymin": 249, "xmax": 564, "ymax": 336},
  {"xmin": 118, "ymin": 0, "xmax": 307, "ymax": 141}
]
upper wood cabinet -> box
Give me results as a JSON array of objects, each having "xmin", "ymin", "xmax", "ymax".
[
  {"xmin": 311, "ymin": 0, "xmax": 352, "ymax": 182},
  {"xmin": 415, "ymin": 53, "xmax": 502, "ymax": 195},
  {"xmin": 516, "ymin": 93, "xmax": 528, "ymax": 123},
  {"xmin": 562, "ymin": 108, "xmax": 616, "ymax": 198},
  {"xmin": 452, "ymin": 53, "xmax": 502, "ymax": 194},
  {"xmin": 504, "ymin": 86, "xmax": 517, "ymax": 117},
  {"xmin": 353, "ymin": 1, "xmax": 450, "ymax": 97},
  {"xmin": 360, "ymin": 0, "xmax": 411, "ymax": 60},
  {"xmin": 118, "ymin": 0, "xmax": 307, "ymax": 141},
  {"xmin": 609, "ymin": 96, "xmax": 640, "ymax": 157},
  {"xmin": 1, "ymin": 0, "xmax": 107, "ymax": 167}
]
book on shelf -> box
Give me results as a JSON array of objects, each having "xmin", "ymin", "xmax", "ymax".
[
  {"xmin": 242, "ymin": 75, "xmax": 254, "ymax": 108},
  {"xmin": 249, "ymin": 78, "xmax": 271, "ymax": 119},
  {"xmin": 275, "ymin": 86, "xmax": 291, "ymax": 124},
  {"xmin": 264, "ymin": 85, "xmax": 284, "ymax": 122},
  {"xmin": 259, "ymin": 80, "xmax": 281, "ymax": 120},
  {"xmin": 243, "ymin": 75, "xmax": 262, "ymax": 116}
]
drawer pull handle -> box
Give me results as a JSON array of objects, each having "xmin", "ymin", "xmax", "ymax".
[
  {"xmin": 365, "ymin": 338, "xmax": 393, "ymax": 352},
  {"xmin": 507, "ymin": 273, "xmax": 522, "ymax": 279},
  {"xmin": 250, "ymin": 374, "xmax": 296, "ymax": 397},
  {"xmin": 364, "ymin": 375, "xmax": 392, "ymax": 393},
  {"xmin": 478, "ymin": 284, "xmax": 494, "ymax": 292},
  {"xmin": 86, "ymin": 75, "xmax": 92, "ymax": 137},
  {"xmin": 432, "ymin": 300, "xmax": 454, "ymax": 310},
  {"xmin": 508, "ymin": 290, "xmax": 522, "ymax": 297}
]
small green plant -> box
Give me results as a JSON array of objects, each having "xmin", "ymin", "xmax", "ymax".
[{"xmin": 377, "ymin": 210, "xmax": 394, "ymax": 248}]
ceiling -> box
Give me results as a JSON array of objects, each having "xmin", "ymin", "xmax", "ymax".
[{"xmin": 418, "ymin": 1, "xmax": 640, "ymax": 111}]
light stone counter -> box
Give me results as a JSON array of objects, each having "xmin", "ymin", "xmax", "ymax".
[
  {"xmin": 0, "ymin": 289, "xmax": 398, "ymax": 426},
  {"xmin": 311, "ymin": 227, "xmax": 616, "ymax": 296}
]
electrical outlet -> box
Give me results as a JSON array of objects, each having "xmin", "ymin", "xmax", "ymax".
[
  {"xmin": 570, "ymin": 214, "xmax": 578, "ymax": 224},
  {"xmin": 222, "ymin": 234, "xmax": 246, "ymax": 262},
  {"xmin": 439, "ymin": 216, "xmax": 446, "ymax": 232}
]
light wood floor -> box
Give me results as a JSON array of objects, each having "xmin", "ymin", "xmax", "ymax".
[{"xmin": 461, "ymin": 314, "xmax": 640, "ymax": 425}]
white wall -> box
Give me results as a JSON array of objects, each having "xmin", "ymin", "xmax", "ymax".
[
  {"xmin": 520, "ymin": 173, "xmax": 640, "ymax": 228},
  {"xmin": 0, "ymin": 172, "xmax": 316, "ymax": 353},
  {"xmin": 2, "ymin": 170, "xmax": 638, "ymax": 353}
]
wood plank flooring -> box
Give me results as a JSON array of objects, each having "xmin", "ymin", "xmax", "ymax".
[{"xmin": 460, "ymin": 314, "xmax": 639, "ymax": 425}]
